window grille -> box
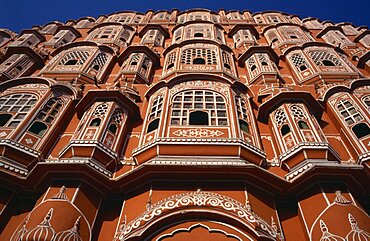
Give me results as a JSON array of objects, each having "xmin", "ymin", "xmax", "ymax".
[
  {"xmin": 274, "ymin": 108, "xmax": 288, "ymax": 126},
  {"xmin": 290, "ymin": 53, "xmax": 309, "ymax": 71},
  {"xmin": 337, "ymin": 99, "xmax": 363, "ymax": 125},
  {"xmin": 59, "ymin": 50, "xmax": 90, "ymax": 65},
  {"xmin": 89, "ymin": 52, "xmax": 109, "ymax": 71},
  {"xmin": 0, "ymin": 94, "xmax": 37, "ymax": 127},
  {"xmin": 93, "ymin": 103, "xmax": 109, "ymax": 117},
  {"xmin": 181, "ymin": 48, "xmax": 217, "ymax": 65},
  {"xmin": 170, "ymin": 90, "xmax": 227, "ymax": 126},
  {"xmin": 149, "ymin": 95, "xmax": 163, "ymax": 121},
  {"xmin": 289, "ymin": 105, "xmax": 307, "ymax": 120},
  {"xmin": 308, "ymin": 50, "xmax": 342, "ymax": 66}
]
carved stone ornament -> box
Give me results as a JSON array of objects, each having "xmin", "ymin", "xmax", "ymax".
[
  {"xmin": 172, "ymin": 128, "xmax": 224, "ymax": 138},
  {"xmin": 114, "ymin": 190, "xmax": 281, "ymax": 241}
]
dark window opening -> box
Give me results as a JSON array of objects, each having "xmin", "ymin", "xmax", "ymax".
[
  {"xmin": 142, "ymin": 64, "xmax": 148, "ymax": 70},
  {"xmin": 299, "ymin": 65, "xmax": 307, "ymax": 71},
  {"xmin": 131, "ymin": 61, "xmax": 138, "ymax": 65},
  {"xmin": 193, "ymin": 58, "xmax": 205, "ymax": 65},
  {"xmin": 281, "ymin": 124, "xmax": 291, "ymax": 136},
  {"xmin": 290, "ymin": 35, "xmax": 298, "ymax": 39},
  {"xmin": 271, "ymin": 38, "xmax": 278, "ymax": 43},
  {"xmin": 89, "ymin": 118, "xmax": 101, "ymax": 127},
  {"xmin": 92, "ymin": 65, "xmax": 100, "ymax": 71},
  {"xmin": 101, "ymin": 35, "xmax": 109, "ymax": 38},
  {"xmin": 194, "ymin": 33, "xmax": 204, "ymax": 37},
  {"xmin": 175, "ymin": 36, "xmax": 181, "ymax": 41},
  {"xmin": 322, "ymin": 60, "xmax": 335, "ymax": 66},
  {"xmin": 65, "ymin": 59, "xmax": 78, "ymax": 65},
  {"xmin": 352, "ymin": 123, "xmax": 370, "ymax": 139},
  {"xmin": 29, "ymin": 121, "xmax": 47, "ymax": 137},
  {"xmin": 189, "ymin": 111, "xmax": 209, "ymax": 125},
  {"xmin": 147, "ymin": 119, "xmax": 159, "ymax": 132},
  {"xmin": 251, "ymin": 65, "xmax": 257, "ymax": 71},
  {"xmin": 239, "ymin": 119, "xmax": 250, "ymax": 133},
  {"xmin": 224, "ymin": 63, "xmax": 231, "ymax": 70},
  {"xmin": 0, "ymin": 114, "xmax": 12, "ymax": 126},
  {"xmin": 298, "ymin": 121, "xmax": 309, "ymax": 129},
  {"xmin": 167, "ymin": 63, "xmax": 174, "ymax": 70},
  {"xmin": 261, "ymin": 62, "xmax": 268, "ymax": 66},
  {"xmin": 108, "ymin": 123, "xmax": 117, "ymax": 134},
  {"xmin": 16, "ymin": 66, "xmax": 23, "ymax": 71}
]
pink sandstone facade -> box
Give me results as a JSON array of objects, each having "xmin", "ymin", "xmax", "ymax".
[{"xmin": 0, "ymin": 9, "xmax": 369, "ymax": 241}]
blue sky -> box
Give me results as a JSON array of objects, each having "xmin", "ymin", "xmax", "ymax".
[{"xmin": 1, "ymin": 0, "xmax": 369, "ymax": 33}]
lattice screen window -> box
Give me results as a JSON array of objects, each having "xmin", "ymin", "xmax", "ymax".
[
  {"xmin": 274, "ymin": 108, "xmax": 288, "ymax": 126},
  {"xmin": 75, "ymin": 19, "xmax": 92, "ymax": 28},
  {"xmin": 27, "ymin": 98, "xmax": 64, "ymax": 136},
  {"xmin": 290, "ymin": 53, "xmax": 309, "ymax": 72},
  {"xmin": 246, "ymin": 56, "xmax": 257, "ymax": 71},
  {"xmin": 173, "ymin": 28, "xmax": 182, "ymax": 42},
  {"xmin": 115, "ymin": 15, "xmax": 132, "ymax": 24},
  {"xmin": 235, "ymin": 95, "xmax": 251, "ymax": 133},
  {"xmin": 171, "ymin": 90, "xmax": 227, "ymax": 126},
  {"xmin": 108, "ymin": 108, "xmax": 123, "ymax": 134},
  {"xmin": 215, "ymin": 28, "xmax": 225, "ymax": 43},
  {"xmin": 188, "ymin": 13, "xmax": 209, "ymax": 21},
  {"xmin": 337, "ymin": 99, "xmax": 363, "ymax": 125},
  {"xmin": 149, "ymin": 95, "xmax": 163, "ymax": 121},
  {"xmin": 227, "ymin": 12, "xmax": 244, "ymax": 20},
  {"xmin": 308, "ymin": 50, "xmax": 342, "ymax": 66},
  {"xmin": 266, "ymin": 31, "xmax": 279, "ymax": 45},
  {"xmin": 93, "ymin": 103, "xmax": 109, "ymax": 117},
  {"xmin": 139, "ymin": 57, "xmax": 152, "ymax": 77},
  {"xmin": 289, "ymin": 105, "xmax": 308, "ymax": 122},
  {"xmin": 181, "ymin": 48, "xmax": 217, "ymax": 65},
  {"xmin": 59, "ymin": 50, "xmax": 90, "ymax": 66},
  {"xmin": 0, "ymin": 94, "xmax": 37, "ymax": 127},
  {"xmin": 360, "ymin": 35, "xmax": 370, "ymax": 47},
  {"xmin": 41, "ymin": 24, "xmax": 58, "ymax": 34},
  {"xmin": 125, "ymin": 53, "xmax": 142, "ymax": 71},
  {"xmin": 1, "ymin": 54, "xmax": 34, "ymax": 78},
  {"xmin": 153, "ymin": 12, "xmax": 170, "ymax": 20},
  {"xmin": 94, "ymin": 28, "xmax": 118, "ymax": 39},
  {"xmin": 89, "ymin": 52, "xmax": 109, "ymax": 71},
  {"xmin": 266, "ymin": 15, "xmax": 282, "ymax": 23},
  {"xmin": 222, "ymin": 51, "xmax": 232, "ymax": 71},
  {"xmin": 166, "ymin": 52, "xmax": 176, "ymax": 70},
  {"xmin": 120, "ymin": 29, "xmax": 132, "ymax": 43},
  {"xmin": 133, "ymin": 15, "xmax": 143, "ymax": 24},
  {"xmin": 185, "ymin": 25, "xmax": 212, "ymax": 39}
]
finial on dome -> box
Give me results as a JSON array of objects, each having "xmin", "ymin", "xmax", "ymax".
[
  {"xmin": 52, "ymin": 185, "xmax": 69, "ymax": 200},
  {"xmin": 320, "ymin": 220, "xmax": 328, "ymax": 232},
  {"xmin": 334, "ymin": 190, "xmax": 352, "ymax": 204},
  {"xmin": 74, "ymin": 216, "xmax": 81, "ymax": 230},
  {"xmin": 348, "ymin": 213, "xmax": 359, "ymax": 231},
  {"xmin": 40, "ymin": 208, "xmax": 53, "ymax": 226}
]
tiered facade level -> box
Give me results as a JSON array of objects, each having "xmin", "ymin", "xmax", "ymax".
[{"xmin": 0, "ymin": 9, "xmax": 369, "ymax": 241}]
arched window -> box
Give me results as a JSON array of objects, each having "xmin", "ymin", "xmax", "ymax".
[
  {"xmin": 88, "ymin": 52, "xmax": 109, "ymax": 72},
  {"xmin": 147, "ymin": 95, "xmax": 163, "ymax": 133},
  {"xmin": 298, "ymin": 120, "xmax": 309, "ymax": 129},
  {"xmin": 171, "ymin": 90, "xmax": 227, "ymax": 126},
  {"xmin": 28, "ymin": 121, "xmax": 47, "ymax": 137},
  {"xmin": 281, "ymin": 124, "xmax": 291, "ymax": 136},
  {"xmin": 362, "ymin": 95, "xmax": 370, "ymax": 109},
  {"xmin": 352, "ymin": 123, "xmax": 370, "ymax": 139},
  {"xmin": 235, "ymin": 95, "xmax": 251, "ymax": 134},
  {"xmin": 89, "ymin": 118, "xmax": 101, "ymax": 127},
  {"xmin": 0, "ymin": 94, "xmax": 37, "ymax": 127}
]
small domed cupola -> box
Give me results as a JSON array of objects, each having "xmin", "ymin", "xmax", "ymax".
[{"xmin": 22, "ymin": 208, "xmax": 56, "ymax": 241}]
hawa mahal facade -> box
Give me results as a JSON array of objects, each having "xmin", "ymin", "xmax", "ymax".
[{"xmin": 0, "ymin": 8, "xmax": 369, "ymax": 241}]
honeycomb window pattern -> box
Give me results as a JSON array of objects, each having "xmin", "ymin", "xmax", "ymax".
[
  {"xmin": 274, "ymin": 108, "xmax": 288, "ymax": 126},
  {"xmin": 0, "ymin": 94, "xmax": 37, "ymax": 127},
  {"xmin": 308, "ymin": 50, "xmax": 342, "ymax": 66},
  {"xmin": 289, "ymin": 105, "xmax": 307, "ymax": 120},
  {"xmin": 93, "ymin": 103, "xmax": 109, "ymax": 117},
  {"xmin": 290, "ymin": 53, "xmax": 309, "ymax": 72},
  {"xmin": 180, "ymin": 48, "xmax": 217, "ymax": 65},
  {"xmin": 170, "ymin": 90, "xmax": 227, "ymax": 126},
  {"xmin": 59, "ymin": 50, "xmax": 90, "ymax": 66}
]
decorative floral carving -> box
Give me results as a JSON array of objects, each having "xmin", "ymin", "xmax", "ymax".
[
  {"xmin": 114, "ymin": 191, "xmax": 280, "ymax": 241},
  {"xmin": 172, "ymin": 128, "xmax": 224, "ymax": 138}
]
